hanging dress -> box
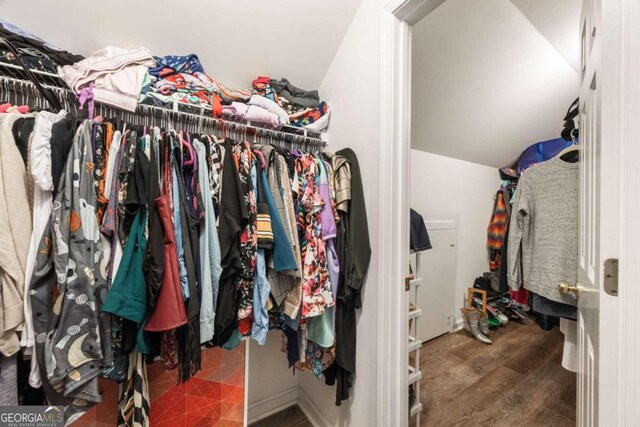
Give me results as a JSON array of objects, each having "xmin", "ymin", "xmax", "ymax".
[
  {"xmin": 144, "ymin": 136, "xmax": 188, "ymax": 332},
  {"xmin": 297, "ymin": 154, "xmax": 334, "ymax": 319},
  {"xmin": 29, "ymin": 120, "xmax": 106, "ymax": 423},
  {"xmin": 213, "ymin": 139, "xmax": 245, "ymax": 346},
  {"xmin": 233, "ymin": 141, "xmax": 258, "ymax": 335}
]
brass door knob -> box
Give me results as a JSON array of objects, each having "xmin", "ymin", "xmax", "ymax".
[{"xmin": 559, "ymin": 281, "xmax": 580, "ymax": 299}]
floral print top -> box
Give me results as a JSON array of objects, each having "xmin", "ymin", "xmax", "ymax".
[
  {"xmin": 232, "ymin": 141, "xmax": 258, "ymax": 334},
  {"xmin": 297, "ymin": 154, "xmax": 334, "ymax": 319}
]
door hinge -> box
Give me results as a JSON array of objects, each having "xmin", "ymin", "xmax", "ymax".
[{"xmin": 604, "ymin": 258, "xmax": 619, "ymax": 297}]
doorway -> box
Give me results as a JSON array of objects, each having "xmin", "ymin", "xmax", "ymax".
[
  {"xmin": 379, "ymin": 0, "xmax": 640, "ymax": 425},
  {"xmin": 409, "ymin": 1, "xmax": 580, "ymax": 424}
]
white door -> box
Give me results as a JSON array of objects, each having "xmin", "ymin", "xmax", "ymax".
[
  {"xmin": 414, "ymin": 223, "xmax": 456, "ymax": 342},
  {"xmin": 576, "ymin": 0, "xmax": 621, "ymax": 425}
]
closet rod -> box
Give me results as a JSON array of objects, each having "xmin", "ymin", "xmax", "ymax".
[
  {"xmin": 0, "ymin": 74, "xmax": 327, "ymax": 148},
  {"xmin": 0, "ymin": 60, "xmax": 62, "ymax": 80}
]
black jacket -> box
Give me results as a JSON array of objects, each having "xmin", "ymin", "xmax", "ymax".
[
  {"xmin": 213, "ymin": 139, "xmax": 247, "ymax": 346},
  {"xmin": 328, "ymin": 148, "xmax": 371, "ymax": 405},
  {"xmin": 410, "ymin": 208, "xmax": 432, "ymax": 252}
]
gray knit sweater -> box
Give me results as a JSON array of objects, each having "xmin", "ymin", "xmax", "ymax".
[{"xmin": 507, "ymin": 156, "xmax": 579, "ymax": 306}]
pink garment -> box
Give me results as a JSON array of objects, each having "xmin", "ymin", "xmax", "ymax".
[
  {"xmin": 58, "ymin": 46, "xmax": 154, "ymax": 112},
  {"xmin": 222, "ymin": 102, "xmax": 286, "ymax": 129},
  {"xmin": 248, "ymin": 95, "xmax": 289, "ymax": 124},
  {"xmin": 510, "ymin": 288, "xmax": 530, "ymax": 306}
]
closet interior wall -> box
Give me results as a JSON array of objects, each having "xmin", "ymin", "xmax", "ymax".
[
  {"xmin": 296, "ymin": 1, "xmax": 383, "ymax": 426},
  {"xmin": 409, "ymin": 151, "xmax": 500, "ymax": 328}
]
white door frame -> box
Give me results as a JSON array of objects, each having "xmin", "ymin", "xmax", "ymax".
[
  {"xmin": 377, "ymin": 1, "xmax": 433, "ymax": 426},
  {"xmin": 377, "ymin": 0, "xmax": 640, "ymax": 426},
  {"xmin": 617, "ymin": 1, "xmax": 640, "ymax": 424}
]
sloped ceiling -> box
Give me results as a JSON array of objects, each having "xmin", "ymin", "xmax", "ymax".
[
  {"xmin": 511, "ymin": 0, "xmax": 582, "ymax": 72},
  {"xmin": 0, "ymin": 0, "xmax": 362, "ymax": 91},
  {"xmin": 411, "ymin": 0, "xmax": 580, "ymax": 168}
]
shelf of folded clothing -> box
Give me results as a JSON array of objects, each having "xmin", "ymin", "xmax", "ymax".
[
  {"xmin": 410, "ymin": 402, "xmax": 423, "ymax": 417},
  {"xmin": 0, "ymin": 56, "xmax": 328, "ymax": 144},
  {"xmin": 408, "ymin": 335, "xmax": 422, "ymax": 352},
  {"xmin": 410, "ymin": 278, "xmax": 422, "ymax": 288},
  {"xmin": 408, "ymin": 308, "xmax": 422, "ymax": 320}
]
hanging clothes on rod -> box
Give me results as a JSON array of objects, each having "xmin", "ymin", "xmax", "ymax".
[
  {"xmin": 0, "ymin": 72, "xmax": 369, "ymax": 424},
  {"xmin": 0, "ymin": 74, "xmax": 327, "ymax": 150}
]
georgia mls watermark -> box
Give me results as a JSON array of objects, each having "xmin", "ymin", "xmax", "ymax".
[{"xmin": 0, "ymin": 406, "xmax": 64, "ymax": 427}]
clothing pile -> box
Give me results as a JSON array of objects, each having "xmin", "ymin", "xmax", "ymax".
[
  {"xmin": 56, "ymin": 45, "xmax": 331, "ymax": 132},
  {"xmin": 59, "ymin": 46, "xmax": 155, "ymax": 113},
  {"xmin": 0, "ymin": 107, "xmax": 369, "ymax": 422},
  {"xmin": 0, "ymin": 19, "xmax": 83, "ymax": 73},
  {"xmin": 140, "ymin": 54, "xmax": 253, "ymax": 115},
  {"xmin": 253, "ymin": 76, "xmax": 331, "ymax": 132}
]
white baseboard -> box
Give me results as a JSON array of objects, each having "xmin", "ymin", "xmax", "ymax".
[
  {"xmin": 453, "ymin": 317, "xmax": 465, "ymax": 332},
  {"xmin": 247, "ymin": 386, "xmax": 299, "ymax": 424},
  {"xmin": 297, "ymin": 387, "xmax": 331, "ymax": 427}
]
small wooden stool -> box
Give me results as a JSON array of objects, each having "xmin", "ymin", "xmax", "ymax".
[{"xmin": 467, "ymin": 287, "xmax": 487, "ymax": 313}]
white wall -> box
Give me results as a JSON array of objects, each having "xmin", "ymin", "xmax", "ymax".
[
  {"xmin": 411, "ymin": 0, "xmax": 580, "ymax": 168},
  {"xmin": 0, "ymin": 0, "xmax": 362, "ymax": 90},
  {"xmin": 410, "ymin": 150, "xmax": 500, "ymax": 326},
  {"xmin": 511, "ymin": 0, "xmax": 582, "ymax": 72},
  {"xmin": 297, "ymin": 0, "xmax": 382, "ymax": 425},
  {"xmin": 247, "ymin": 333, "xmax": 299, "ymax": 423}
]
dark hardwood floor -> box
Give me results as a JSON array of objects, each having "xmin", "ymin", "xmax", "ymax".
[
  {"xmin": 415, "ymin": 319, "xmax": 576, "ymax": 426},
  {"xmin": 250, "ymin": 320, "xmax": 575, "ymax": 427},
  {"xmin": 250, "ymin": 405, "xmax": 312, "ymax": 427}
]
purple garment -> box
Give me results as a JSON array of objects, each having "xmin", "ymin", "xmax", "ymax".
[
  {"xmin": 327, "ymin": 240, "xmax": 340, "ymax": 299},
  {"xmin": 318, "ymin": 161, "xmax": 337, "ymax": 240},
  {"xmin": 318, "ymin": 160, "xmax": 339, "ymax": 298}
]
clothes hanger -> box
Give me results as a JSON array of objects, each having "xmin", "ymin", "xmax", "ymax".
[
  {"xmin": 555, "ymin": 136, "xmax": 580, "ymax": 163},
  {"xmin": 182, "ymin": 132, "xmax": 195, "ymax": 166},
  {"xmin": 253, "ymin": 147, "xmax": 267, "ymax": 169}
]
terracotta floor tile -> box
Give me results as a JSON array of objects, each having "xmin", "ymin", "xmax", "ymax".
[{"xmin": 75, "ymin": 342, "xmax": 245, "ymax": 426}]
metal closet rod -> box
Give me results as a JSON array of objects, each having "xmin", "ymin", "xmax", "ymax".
[{"xmin": 0, "ymin": 74, "xmax": 326, "ymax": 148}]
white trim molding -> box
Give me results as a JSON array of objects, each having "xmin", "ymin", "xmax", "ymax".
[
  {"xmin": 425, "ymin": 219, "xmax": 457, "ymax": 230},
  {"xmin": 378, "ymin": 7, "xmax": 410, "ymax": 427},
  {"xmin": 378, "ymin": 1, "xmax": 443, "ymax": 426},
  {"xmin": 618, "ymin": 0, "xmax": 640, "ymax": 424},
  {"xmin": 247, "ymin": 386, "xmax": 299, "ymax": 425},
  {"xmin": 392, "ymin": 0, "xmax": 447, "ymax": 25},
  {"xmin": 452, "ymin": 317, "xmax": 465, "ymax": 333},
  {"xmin": 297, "ymin": 388, "xmax": 331, "ymax": 427}
]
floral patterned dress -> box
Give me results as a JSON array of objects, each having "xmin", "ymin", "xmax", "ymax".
[
  {"xmin": 297, "ymin": 154, "xmax": 334, "ymax": 319},
  {"xmin": 232, "ymin": 141, "xmax": 257, "ymax": 334}
]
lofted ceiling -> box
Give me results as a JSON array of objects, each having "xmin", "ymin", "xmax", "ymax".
[
  {"xmin": 411, "ymin": 0, "xmax": 580, "ymax": 168},
  {"xmin": 0, "ymin": 0, "xmax": 362, "ymax": 91},
  {"xmin": 511, "ymin": 0, "xmax": 582, "ymax": 72}
]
